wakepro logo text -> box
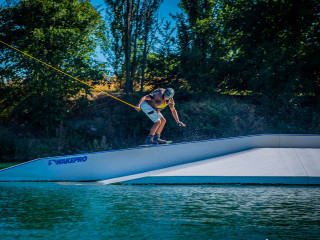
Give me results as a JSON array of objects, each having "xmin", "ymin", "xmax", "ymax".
[{"xmin": 48, "ymin": 156, "xmax": 88, "ymax": 166}]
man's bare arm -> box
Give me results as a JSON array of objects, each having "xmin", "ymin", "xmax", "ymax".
[
  {"xmin": 170, "ymin": 107, "xmax": 186, "ymax": 127},
  {"xmin": 136, "ymin": 95, "xmax": 152, "ymax": 111}
]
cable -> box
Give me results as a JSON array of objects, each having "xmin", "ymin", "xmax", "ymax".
[{"xmin": 0, "ymin": 40, "xmax": 140, "ymax": 110}]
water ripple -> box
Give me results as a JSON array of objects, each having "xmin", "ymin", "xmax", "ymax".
[{"xmin": 0, "ymin": 183, "xmax": 320, "ymax": 239}]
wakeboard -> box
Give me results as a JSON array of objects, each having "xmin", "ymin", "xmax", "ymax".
[{"xmin": 139, "ymin": 141, "xmax": 173, "ymax": 147}]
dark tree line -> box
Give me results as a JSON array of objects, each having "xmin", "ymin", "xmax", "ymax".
[
  {"xmin": 172, "ymin": 0, "xmax": 320, "ymax": 97},
  {"xmin": 1, "ymin": 0, "xmax": 319, "ymax": 133}
]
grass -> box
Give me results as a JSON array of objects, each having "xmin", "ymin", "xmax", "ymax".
[{"xmin": 0, "ymin": 162, "xmax": 20, "ymax": 170}]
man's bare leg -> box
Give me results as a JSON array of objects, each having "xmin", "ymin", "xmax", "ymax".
[
  {"xmin": 149, "ymin": 121, "xmax": 161, "ymax": 136},
  {"xmin": 155, "ymin": 117, "xmax": 166, "ymax": 135}
]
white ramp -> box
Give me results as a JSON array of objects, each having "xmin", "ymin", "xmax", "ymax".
[
  {"xmin": 112, "ymin": 148, "xmax": 320, "ymax": 185},
  {"xmin": 0, "ymin": 134, "xmax": 319, "ymax": 184},
  {"xmin": 0, "ymin": 134, "xmax": 274, "ymax": 181}
]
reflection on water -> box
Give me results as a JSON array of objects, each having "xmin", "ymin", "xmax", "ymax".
[{"xmin": 0, "ymin": 183, "xmax": 320, "ymax": 239}]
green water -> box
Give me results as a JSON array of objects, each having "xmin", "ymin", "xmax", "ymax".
[{"xmin": 0, "ymin": 183, "xmax": 320, "ymax": 240}]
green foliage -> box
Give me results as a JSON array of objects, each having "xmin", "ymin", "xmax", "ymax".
[
  {"xmin": 1, "ymin": 0, "xmax": 320, "ymax": 163},
  {"xmin": 145, "ymin": 21, "xmax": 184, "ymax": 90},
  {"xmin": 253, "ymin": 94, "xmax": 320, "ymax": 134},
  {"xmin": 105, "ymin": 0, "xmax": 163, "ymax": 93},
  {"xmin": 173, "ymin": 0, "xmax": 225, "ymax": 93},
  {"xmin": 0, "ymin": 0, "xmax": 107, "ymax": 132},
  {"xmin": 105, "ymin": 0, "xmax": 125, "ymax": 80},
  {"xmin": 171, "ymin": 0, "xmax": 320, "ymax": 97},
  {"xmin": 216, "ymin": 0, "xmax": 320, "ymax": 96},
  {"xmin": 3, "ymin": 92, "xmax": 319, "ymax": 162},
  {"xmin": 0, "ymin": 129, "xmax": 16, "ymax": 161},
  {"xmin": 162, "ymin": 94, "xmax": 269, "ymax": 142}
]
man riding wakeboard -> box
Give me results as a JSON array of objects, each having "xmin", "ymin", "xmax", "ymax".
[{"xmin": 136, "ymin": 88, "xmax": 186, "ymax": 145}]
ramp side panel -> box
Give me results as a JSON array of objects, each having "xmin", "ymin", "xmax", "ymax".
[
  {"xmin": 248, "ymin": 134, "xmax": 280, "ymax": 148},
  {"xmin": 309, "ymin": 177, "xmax": 320, "ymax": 185},
  {"xmin": 0, "ymin": 160, "xmax": 48, "ymax": 181},
  {"xmin": 47, "ymin": 136, "xmax": 256, "ymax": 181},
  {"xmin": 0, "ymin": 135, "xmax": 256, "ymax": 181},
  {"xmin": 122, "ymin": 176, "xmax": 310, "ymax": 185},
  {"xmin": 280, "ymin": 135, "xmax": 320, "ymax": 148}
]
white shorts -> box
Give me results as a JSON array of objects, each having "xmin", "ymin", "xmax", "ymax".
[{"xmin": 140, "ymin": 102, "xmax": 163, "ymax": 123}]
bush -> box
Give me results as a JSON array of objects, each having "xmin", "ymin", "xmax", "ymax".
[
  {"xmin": 1, "ymin": 92, "xmax": 318, "ymax": 162},
  {"xmin": 0, "ymin": 129, "xmax": 16, "ymax": 161},
  {"xmin": 162, "ymin": 94, "xmax": 268, "ymax": 142}
]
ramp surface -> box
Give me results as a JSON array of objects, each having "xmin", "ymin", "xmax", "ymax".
[{"xmin": 100, "ymin": 148, "xmax": 320, "ymax": 185}]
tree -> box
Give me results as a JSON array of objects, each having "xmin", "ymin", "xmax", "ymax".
[
  {"xmin": 173, "ymin": 0, "xmax": 320, "ymax": 97},
  {"xmin": 0, "ymin": 0, "xmax": 107, "ymax": 132},
  {"xmin": 139, "ymin": 0, "xmax": 163, "ymax": 93},
  {"xmin": 130, "ymin": 0, "xmax": 142, "ymax": 90},
  {"xmin": 105, "ymin": 0, "xmax": 125, "ymax": 87},
  {"xmin": 146, "ymin": 21, "xmax": 181, "ymax": 90},
  {"xmin": 216, "ymin": 0, "xmax": 319, "ymax": 96},
  {"xmin": 174, "ymin": 0, "xmax": 224, "ymax": 93},
  {"xmin": 105, "ymin": 0, "xmax": 162, "ymax": 93},
  {"xmin": 105, "ymin": 0, "xmax": 135, "ymax": 94},
  {"xmin": 124, "ymin": 0, "xmax": 134, "ymax": 94}
]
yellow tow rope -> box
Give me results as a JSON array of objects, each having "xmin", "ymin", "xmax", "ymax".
[{"xmin": 0, "ymin": 40, "xmax": 140, "ymax": 110}]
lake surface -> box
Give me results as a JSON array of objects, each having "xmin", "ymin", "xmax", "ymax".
[{"xmin": 0, "ymin": 183, "xmax": 320, "ymax": 240}]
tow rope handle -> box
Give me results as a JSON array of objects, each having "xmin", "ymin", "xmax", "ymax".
[{"xmin": 0, "ymin": 40, "xmax": 140, "ymax": 110}]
